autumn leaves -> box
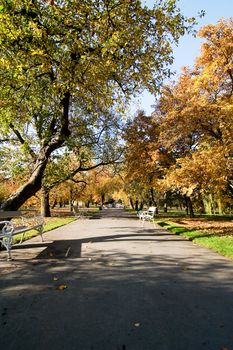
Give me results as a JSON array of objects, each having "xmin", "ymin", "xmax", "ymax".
[
  {"xmin": 124, "ymin": 19, "xmax": 233, "ymax": 215},
  {"xmin": 0, "ymin": 2, "xmax": 232, "ymax": 215}
]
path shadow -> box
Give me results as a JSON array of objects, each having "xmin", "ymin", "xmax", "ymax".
[
  {"xmin": 1, "ymin": 247, "xmax": 233, "ymax": 350},
  {"xmin": 7, "ymin": 231, "xmax": 192, "ymax": 261},
  {"xmin": 89, "ymin": 208, "xmax": 138, "ymax": 220}
]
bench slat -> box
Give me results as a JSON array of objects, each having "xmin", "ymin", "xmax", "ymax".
[
  {"xmin": 0, "ymin": 211, "xmax": 22, "ymax": 218},
  {"xmin": 0, "ymin": 211, "xmax": 44, "ymax": 260},
  {"xmin": 13, "ymin": 224, "xmax": 42, "ymax": 235}
]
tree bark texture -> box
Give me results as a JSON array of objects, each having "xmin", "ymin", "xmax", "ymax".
[
  {"xmin": 129, "ymin": 197, "xmax": 134, "ymax": 210},
  {"xmin": 186, "ymin": 196, "xmax": 195, "ymax": 218},
  {"xmin": 41, "ymin": 186, "xmax": 51, "ymax": 217},
  {"xmin": 0, "ymin": 93, "xmax": 71, "ymax": 212},
  {"xmin": 0, "ymin": 155, "xmax": 48, "ymax": 211}
]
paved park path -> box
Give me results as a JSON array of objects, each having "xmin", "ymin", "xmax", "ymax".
[{"xmin": 0, "ymin": 209, "xmax": 233, "ymax": 350}]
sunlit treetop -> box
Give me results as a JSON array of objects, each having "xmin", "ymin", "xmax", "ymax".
[{"xmin": 0, "ymin": 0, "xmax": 198, "ymax": 127}]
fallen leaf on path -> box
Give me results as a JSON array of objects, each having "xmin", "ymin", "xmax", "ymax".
[
  {"xmin": 57, "ymin": 284, "xmax": 67, "ymax": 290},
  {"xmin": 134, "ymin": 323, "xmax": 140, "ymax": 327}
]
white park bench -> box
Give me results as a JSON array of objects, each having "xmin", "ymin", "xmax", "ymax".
[
  {"xmin": 0, "ymin": 211, "xmax": 44, "ymax": 261},
  {"xmin": 138, "ymin": 206, "xmax": 156, "ymax": 226}
]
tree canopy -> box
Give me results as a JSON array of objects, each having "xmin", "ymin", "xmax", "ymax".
[
  {"xmin": 0, "ymin": 0, "xmax": 196, "ymax": 211},
  {"xmin": 123, "ymin": 18, "xmax": 233, "ymax": 215}
]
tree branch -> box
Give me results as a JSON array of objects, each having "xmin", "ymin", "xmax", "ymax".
[
  {"xmin": 9, "ymin": 123, "xmax": 36, "ymax": 159},
  {"xmin": 60, "ymin": 92, "xmax": 71, "ymax": 139}
]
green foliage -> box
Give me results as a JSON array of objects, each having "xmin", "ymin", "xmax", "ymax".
[
  {"xmin": 0, "ymin": 0, "xmax": 197, "ymax": 210},
  {"xmin": 0, "ymin": 0, "xmax": 196, "ymax": 126}
]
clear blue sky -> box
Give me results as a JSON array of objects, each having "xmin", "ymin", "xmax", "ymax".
[{"xmin": 130, "ymin": 0, "xmax": 233, "ymax": 115}]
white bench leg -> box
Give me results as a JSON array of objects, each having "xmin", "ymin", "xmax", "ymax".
[
  {"xmin": 139, "ymin": 217, "xmax": 145, "ymax": 227},
  {"xmin": 1, "ymin": 235, "xmax": 13, "ymax": 261},
  {"xmin": 38, "ymin": 227, "xmax": 44, "ymax": 242},
  {"xmin": 19, "ymin": 232, "xmax": 25, "ymax": 244}
]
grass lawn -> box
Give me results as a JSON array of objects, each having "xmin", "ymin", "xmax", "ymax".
[
  {"xmin": 156, "ymin": 218, "xmax": 233, "ymax": 260},
  {"xmin": 13, "ymin": 217, "xmax": 76, "ymax": 244}
]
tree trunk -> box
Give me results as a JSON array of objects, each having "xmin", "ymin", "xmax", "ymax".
[
  {"xmin": 150, "ymin": 188, "xmax": 158, "ymax": 213},
  {"xmin": 41, "ymin": 186, "xmax": 51, "ymax": 217},
  {"xmin": 51, "ymin": 196, "xmax": 57, "ymax": 209},
  {"xmin": 198, "ymin": 196, "xmax": 205, "ymax": 214},
  {"xmin": 69, "ymin": 188, "xmax": 74, "ymax": 212},
  {"xmin": 139, "ymin": 201, "xmax": 144, "ymax": 211},
  {"xmin": 184, "ymin": 195, "xmax": 189, "ymax": 215},
  {"xmin": 150, "ymin": 188, "xmax": 156, "ymax": 205},
  {"xmin": 0, "ymin": 155, "xmax": 49, "ymax": 211},
  {"xmin": 129, "ymin": 197, "xmax": 134, "ymax": 210},
  {"xmin": 179, "ymin": 199, "xmax": 183, "ymax": 211},
  {"xmin": 186, "ymin": 196, "xmax": 194, "ymax": 218},
  {"xmin": 0, "ymin": 92, "xmax": 71, "ymax": 212}
]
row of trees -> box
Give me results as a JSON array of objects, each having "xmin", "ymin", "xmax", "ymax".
[
  {"xmin": 0, "ymin": 0, "xmax": 197, "ymax": 213},
  {"xmin": 0, "ymin": 167, "xmax": 123, "ymax": 213},
  {"xmin": 123, "ymin": 19, "xmax": 233, "ymax": 216},
  {"xmin": 1, "ymin": 9, "xmax": 232, "ymax": 218}
]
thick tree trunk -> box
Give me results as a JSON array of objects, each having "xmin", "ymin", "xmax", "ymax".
[
  {"xmin": 41, "ymin": 186, "xmax": 51, "ymax": 217},
  {"xmin": 129, "ymin": 197, "xmax": 134, "ymax": 210},
  {"xmin": 0, "ymin": 92, "xmax": 71, "ymax": 212},
  {"xmin": 0, "ymin": 156, "xmax": 48, "ymax": 211},
  {"xmin": 150, "ymin": 188, "xmax": 158, "ymax": 213},
  {"xmin": 51, "ymin": 196, "xmax": 57, "ymax": 209},
  {"xmin": 0, "ymin": 138, "xmax": 66, "ymax": 211},
  {"xmin": 186, "ymin": 196, "xmax": 195, "ymax": 218},
  {"xmin": 150, "ymin": 188, "xmax": 156, "ymax": 205},
  {"xmin": 184, "ymin": 195, "xmax": 189, "ymax": 215},
  {"xmin": 69, "ymin": 188, "xmax": 73, "ymax": 212},
  {"xmin": 139, "ymin": 201, "xmax": 144, "ymax": 211}
]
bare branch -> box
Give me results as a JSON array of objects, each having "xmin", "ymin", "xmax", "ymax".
[{"xmin": 71, "ymin": 179, "xmax": 87, "ymax": 185}]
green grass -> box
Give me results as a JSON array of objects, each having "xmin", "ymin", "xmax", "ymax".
[
  {"xmin": 156, "ymin": 220, "xmax": 233, "ymax": 260},
  {"xmin": 13, "ymin": 217, "xmax": 76, "ymax": 244},
  {"xmin": 156, "ymin": 211, "xmax": 233, "ymax": 220}
]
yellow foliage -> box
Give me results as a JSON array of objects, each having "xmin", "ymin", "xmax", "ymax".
[{"xmin": 164, "ymin": 147, "xmax": 229, "ymax": 196}]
